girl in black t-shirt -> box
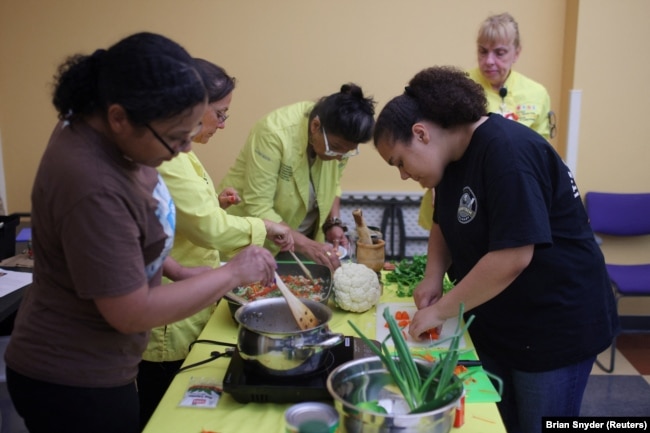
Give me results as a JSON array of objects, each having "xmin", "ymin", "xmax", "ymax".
[{"xmin": 372, "ymin": 66, "xmax": 619, "ymax": 433}]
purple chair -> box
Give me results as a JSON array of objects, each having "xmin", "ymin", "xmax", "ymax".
[{"xmin": 585, "ymin": 192, "xmax": 650, "ymax": 373}]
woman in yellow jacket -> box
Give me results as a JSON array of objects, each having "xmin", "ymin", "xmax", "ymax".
[
  {"xmin": 137, "ymin": 59, "xmax": 293, "ymax": 428},
  {"xmin": 218, "ymin": 84, "xmax": 375, "ymax": 270},
  {"xmin": 419, "ymin": 12, "xmax": 553, "ymax": 231}
]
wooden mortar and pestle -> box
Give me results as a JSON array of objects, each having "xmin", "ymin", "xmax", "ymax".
[{"xmin": 352, "ymin": 208, "xmax": 385, "ymax": 273}]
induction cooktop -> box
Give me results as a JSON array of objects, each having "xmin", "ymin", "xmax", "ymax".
[{"xmin": 222, "ymin": 336, "xmax": 378, "ymax": 404}]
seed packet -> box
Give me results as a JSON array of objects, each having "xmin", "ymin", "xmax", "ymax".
[{"xmin": 178, "ymin": 376, "xmax": 222, "ymax": 408}]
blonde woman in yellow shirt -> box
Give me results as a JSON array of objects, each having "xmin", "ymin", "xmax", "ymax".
[{"xmin": 420, "ymin": 12, "xmax": 553, "ymax": 230}]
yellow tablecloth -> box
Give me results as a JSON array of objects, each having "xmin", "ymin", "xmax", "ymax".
[{"xmin": 143, "ymin": 283, "xmax": 506, "ymax": 433}]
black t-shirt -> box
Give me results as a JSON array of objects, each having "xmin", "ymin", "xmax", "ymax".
[{"xmin": 434, "ymin": 114, "xmax": 619, "ymax": 371}]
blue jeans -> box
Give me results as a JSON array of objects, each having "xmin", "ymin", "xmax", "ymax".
[{"xmin": 476, "ymin": 350, "xmax": 595, "ymax": 433}]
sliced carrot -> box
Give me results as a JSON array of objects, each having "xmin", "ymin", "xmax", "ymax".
[{"xmin": 454, "ymin": 365, "xmax": 468, "ymax": 375}]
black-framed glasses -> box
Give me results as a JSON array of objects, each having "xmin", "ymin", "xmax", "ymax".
[
  {"xmin": 548, "ymin": 111, "xmax": 557, "ymax": 139},
  {"xmin": 145, "ymin": 123, "xmax": 176, "ymax": 155},
  {"xmin": 145, "ymin": 123, "xmax": 200, "ymax": 155},
  {"xmin": 322, "ymin": 127, "xmax": 359, "ymax": 158}
]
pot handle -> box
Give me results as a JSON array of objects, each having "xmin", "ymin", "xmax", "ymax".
[{"xmin": 299, "ymin": 333, "xmax": 345, "ymax": 350}]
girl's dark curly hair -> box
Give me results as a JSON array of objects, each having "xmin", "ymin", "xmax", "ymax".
[
  {"xmin": 309, "ymin": 83, "xmax": 376, "ymax": 144},
  {"xmin": 52, "ymin": 32, "xmax": 206, "ymax": 126},
  {"xmin": 374, "ymin": 66, "xmax": 487, "ymax": 147}
]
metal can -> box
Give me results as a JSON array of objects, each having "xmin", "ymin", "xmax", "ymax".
[{"xmin": 285, "ymin": 402, "xmax": 340, "ymax": 433}]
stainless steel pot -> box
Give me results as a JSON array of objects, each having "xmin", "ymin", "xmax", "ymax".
[{"xmin": 234, "ymin": 297, "xmax": 344, "ymax": 376}]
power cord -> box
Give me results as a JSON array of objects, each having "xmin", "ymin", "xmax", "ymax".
[{"xmin": 175, "ymin": 339, "xmax": 237, "ymax": 375}]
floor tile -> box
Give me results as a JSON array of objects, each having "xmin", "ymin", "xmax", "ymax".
[
  {"xmin": 580, "ymin": 375, "xmax": 650, "ymax": 416},
  {"xmin": 617, "ymin": 333, "xmax": 650, "ymax": 375}
]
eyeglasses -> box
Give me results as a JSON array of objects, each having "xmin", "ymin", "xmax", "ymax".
[
  {"xmin": 548, "ymin": 111, "xmax": 557, "ymax": 139},
  {"xmin": 214, "ymin": 109, "xmax": 229, "ymax": 123},
  {"xmin": 322, "ymin": 127, "xmax": 359, "ymax": 158},
  {"xmin": 145, "ymin": 123, "xmax": 200, "ymax": 156}
]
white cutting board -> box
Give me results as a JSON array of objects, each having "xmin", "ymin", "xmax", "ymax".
[{"xmin": 375, "ymin": 302, "xmax": 466, "ymax": 350}]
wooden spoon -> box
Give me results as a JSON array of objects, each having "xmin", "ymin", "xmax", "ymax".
[
  {"xmin": 224, "ymin": 291, "xmax": 249, "ymax": 306},
  {"xmin": 289, "ymin": 250, "xmax": 315, "ymax": 282},
  {"xmin": 274, "ymin": 271, "xmax": 319, "ymax": 330}
]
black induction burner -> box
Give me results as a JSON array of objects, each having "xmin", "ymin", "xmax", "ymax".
[{"xmin": 223, "ymin": 336, "xmax": 378, "ymax": 404}]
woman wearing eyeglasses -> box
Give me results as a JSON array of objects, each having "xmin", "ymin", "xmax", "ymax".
[
  {"xmin": 137, "ymin": 59, "xmax": 294, "ymax": 428},
  {"xmin": 470, "ymin": 12, "xmax": 552, "ymax": 140},
  {"xmin": 217, "ymin": 84, "xmax": 375, "ymax": 270},
  {"xmin": 4, "ymin": 33, "xmax": 278, "ymax": 433},
  {"xmin": 419, "ymin": 12, "xmax": 554, "ymax": 231}
]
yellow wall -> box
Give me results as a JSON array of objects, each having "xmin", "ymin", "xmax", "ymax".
[
  {"xmin": 572, "ymin": 0, "xmax": 650, "ymax": 193},
  {"xmin": 1, "ymin": 0, "xmax": 648, "ymax": 215},
  {"xmin": 0, "ymin": 0, "xmax": 566, "ymax": 212},
  {"xmin": 572, "ymin": 1, "xmax": 650, "ymax": 316},
  {"xmin": 2, "ymin": 1, "xmax": 647, "ymax": 312}
]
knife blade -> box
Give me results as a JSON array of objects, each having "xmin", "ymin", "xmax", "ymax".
[{"xmin": 457, "ymin": 360, "xmax": 482, "ymax": 367}]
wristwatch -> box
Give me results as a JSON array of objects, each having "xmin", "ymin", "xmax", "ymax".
[{"xmin": 322, "ymin": 217, "xmax": 348, "ymax": 233}]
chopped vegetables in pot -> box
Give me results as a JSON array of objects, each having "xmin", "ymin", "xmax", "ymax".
[{"xmin": 233, "ymin": 275, "xmax": 326, "ymax": 302}]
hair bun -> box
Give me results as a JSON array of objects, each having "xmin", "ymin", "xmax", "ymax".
[{"xmin": 340, "ymin": 83, "xmax": 363, "ymax": 98}]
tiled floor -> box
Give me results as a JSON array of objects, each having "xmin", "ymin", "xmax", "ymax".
[{"xmin": 581, "ymin": 333, "xmax": 650, "ymax": 416}]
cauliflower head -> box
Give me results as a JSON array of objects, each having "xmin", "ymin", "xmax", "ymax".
[{"xmin": 332, "ymin": 263, "xmax": 381, "ymax": 313}]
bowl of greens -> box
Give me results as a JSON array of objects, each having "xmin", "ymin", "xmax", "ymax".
[
  {"xmin": 326, "ymin": 304, "xmax": 501, "ymax": 433},
  {"xmin": 326, "ymin": 355, "xmax": 462, "ymax": 433},
  {"xmin": 326, "ymin": 306, "xmax": 468, "ymax": 433}
]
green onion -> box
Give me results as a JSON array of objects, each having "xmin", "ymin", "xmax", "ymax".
[{"xmin": 349, "ymin": 303, "xmax": 502, "ymax": 414}]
